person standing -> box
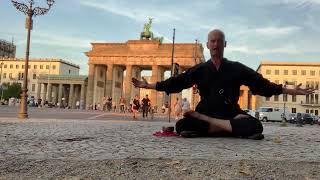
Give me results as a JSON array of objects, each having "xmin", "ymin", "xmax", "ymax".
[
  {"xmin": 141, "ymin": 94, "xmax": 151, "ymax": 119},
  {"xmin": 119, "ymin": 96, "xmax": 126, "ymax": 113},
  {"xmin": 181, "ymin": 98, "xmax": 190, "ymax": 114},
  {"xmin": 132, "ymin": 95, "xmax": 140, "ymax": 119},
  {"xmin": 174, "ymin": 98, "xmax": 182, "ymax": 120}
]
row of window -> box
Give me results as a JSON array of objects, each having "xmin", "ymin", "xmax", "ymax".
[
  {"xmin": 0, "ymin": 73, "xmax": 37, "ymax": 80},
  {"xmin": 266, "ymin": 69, "xmax": 319, "ymax": 76},
  {"xmin": 266, "ymin": 94, "xmax": 319, "ymax": 104},
  {"xmin": 272, "ymin": 80, "xmax": 320, "ymax": 90},
  {"xmin": 0, "ymin": 64, "xmax": 56, "ymax": 70},
  {"xmin": 291, "ymin": 108, "xmax": 319, "ymax": 115}
]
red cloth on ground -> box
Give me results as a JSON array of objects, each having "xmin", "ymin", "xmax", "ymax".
[{"xmin": 153, "ymin": 131, "xmax": 179, "ymax": 137}]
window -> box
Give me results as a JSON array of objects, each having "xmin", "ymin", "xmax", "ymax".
[
  {"xmin": 316, "ymin": 82, "xmax": 319, "ymax": 90},
  {"xmin": 69, "ymin": 70, "xmax": 71, "ymax": 74},
  {"xmin": 310, "ymin": 70, "xmax": 315, "ymax": 76},
  {"xmin": 316, "ymin": 94, "xmax": 319, "ymax": 104},
  {"xmin": 4, "ymin": 64, "xmax": 7, "ymax": 68},
  {"xmin": 32, "ymin": 84, "xmax": 35, "ymax": 92},
  {"xmin": 306, "ymin": 109, "xmax": 309, "ymax": 113},
  {"xmin": 292, "ymin": 70, "xmax": 297, "ymax": 75},
  {"xmin": 9, "ymin": 73, "xmax": 12, "ymax": 78},
  {"xmin": 315, "ymin": 110, "xmax": 318, "ymax": 116},
  {"xmin": 301, "ymin": 70, "xmax": 306, "ymax": 75},
  {"xmin": 21, "ymin": 73, "xmax": 24, "ymax": 79},
  {"xmin": 3, "ymin": 73, "xmax": 6, "ymax": 78},
  {"xmin": 46, "ymin": 65, "xmax": 49, "ymax": 69},
  {"xmin": 22, "ymin": 65, "xmax": 24, "ymax": 69},
  {"xmin": 284, "ymin": 70, "xmax": 288, "ymax": 75},
  {"xmin": 292, "ymin": 108, "xmax": 296, "ymax": 113},
  {"xmin": 275, "ymin": 70, "xmax": 279, "ymax": 75},
  {"xmin": 274, "ymin": 95, "xmax": 279, "ymax": 101},
  {"xmin": 283, "ymin": 94, "xmax": 288, "ymax": 102},
  {"xmin": 52, "ymin": 65, "xmax": 56, "ymax": 70},
  {"xmin": 40, "ymin": 65, "xmax": 43, "ymax": 69},
  {"xmin": 292, "ymin": 95, "xmax": 296, "ymax": 102},
  {"xmin": 265, "ymin": 97, "xmax": 270, "ymax": 101},
  {"xmin": 16, "ymin": 65, "xmax": 19, "ymax": 69},
  {"xmin": 10, "ymin": 64, "xmax": 13, "ymax": 69},
  {"xmin": 33, "ymin": 74, "xmax": 37, "ymax": 79},
  {"xmin": 266, "ymin": 69, "xmax": 271, "ymax": 75},
  {"xmin": 34, "ymin": 65, "xmax": 37, "ymax": 69},
  {"xmin": 306, "ymin": 95, "xmax": 309, "ymax": 104}
]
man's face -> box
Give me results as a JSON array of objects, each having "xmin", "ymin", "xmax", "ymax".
[{"xmin": 207, "ymin": 31, "xmax": 225, "ymax": 57}]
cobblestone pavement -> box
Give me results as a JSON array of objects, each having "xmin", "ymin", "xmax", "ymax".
[{"xmin": 0, "ymin": 118, "xmax": 320, "ymax": 179}]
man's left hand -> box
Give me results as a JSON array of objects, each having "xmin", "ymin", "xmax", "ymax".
[{"xmin": 291, "ymin": 83, "xmax": 316, "ymax": 95}]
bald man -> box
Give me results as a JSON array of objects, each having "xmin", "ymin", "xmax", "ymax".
[{"xmin": 132, "ymin": 29, "xmax": 315, "ymax": 140}]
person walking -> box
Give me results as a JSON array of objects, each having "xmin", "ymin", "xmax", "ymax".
[
  {"xmin": 141, "ymin": 94, "xmax": 151, "ymax": 119},
  {"xmin": 132, "ymin": 95, "xmax": 140, "ymax": 119}
]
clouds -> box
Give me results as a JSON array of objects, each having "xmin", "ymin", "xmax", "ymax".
[{"xmin": 1, "ymin": 0, "xmax": 319, "ymax": 75}]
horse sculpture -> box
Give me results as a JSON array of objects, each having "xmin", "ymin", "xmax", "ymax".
[{"xmin": 140, "ymin": 18, "xmax": 164, "ymax": 43}]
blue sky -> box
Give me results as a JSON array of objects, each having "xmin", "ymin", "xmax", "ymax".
[{"xmin": 1, "ymin": 0, "xmax": 320, "ymax": 75}]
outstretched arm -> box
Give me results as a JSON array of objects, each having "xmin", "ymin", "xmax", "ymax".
[{"xmin": 282, "ymin": 83, "xmax": 315, "ymax": 95}]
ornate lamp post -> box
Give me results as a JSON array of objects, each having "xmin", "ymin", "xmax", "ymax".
[{"xmin": 11, "ymin": 0, "xmax": 55, "ymax": 119}]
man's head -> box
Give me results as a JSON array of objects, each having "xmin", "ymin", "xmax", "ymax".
[{"xmin": 207, "ymin": 29, "xmax": 226, "ymax": 58}]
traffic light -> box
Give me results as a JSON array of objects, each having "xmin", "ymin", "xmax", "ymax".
[{"xmin": 173, "ymin": 63, "xmax": 179, "ymax": 77}]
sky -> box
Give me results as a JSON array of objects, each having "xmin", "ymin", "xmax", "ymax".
[{"xmin": 1, "ymin": 0, "xmax": 320, "ymax": 75}]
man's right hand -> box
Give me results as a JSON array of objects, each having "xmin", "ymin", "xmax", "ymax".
[{"xmin": 132, "ymin": 77, "xmax": 148, "ymax": 88}]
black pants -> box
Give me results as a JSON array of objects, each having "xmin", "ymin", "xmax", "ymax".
[
  {"xmin": 142, "ymin": 106, "xmax": 149, "ymax": 118},
  {"xmin": 120, "ymin": 105, "xmax": 125, "ymax": 113},
  {"xmin": 175, "ymin": 116, "xmax": 263, "ymax": 137}
]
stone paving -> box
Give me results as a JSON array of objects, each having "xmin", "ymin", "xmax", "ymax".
[{"xmin": 1, "ymin": 118, "xmax": 320, "ymax": 179}]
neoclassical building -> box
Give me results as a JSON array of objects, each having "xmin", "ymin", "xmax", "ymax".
[
  {"xmin": 256, "ymin": 61, "xmax": 320, "ymax": 115},
  {"xmin": 85, "ymin": 40, "xmax": 205, "ymax": 109},
  {"xmin": 0, "ymin": 58, "xmax": 80, "ymax": 98}
]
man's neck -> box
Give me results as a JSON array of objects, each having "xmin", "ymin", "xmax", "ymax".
[{"xmin": 210, "ymin": 56, "xmax": 223, "ymax": 70}]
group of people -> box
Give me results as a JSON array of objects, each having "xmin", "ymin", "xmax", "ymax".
[
  {"xmin": 173, "ymin": 98, "xmax": 191, "ymax": 120},
  {"xmin": 99, "ymin": 95, "xmax": 153, "ymax": 119}
]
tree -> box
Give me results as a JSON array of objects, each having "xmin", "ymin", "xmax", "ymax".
[{"xmin": 1, "ymin": 82, "xmax": 22, "ymax": 100}]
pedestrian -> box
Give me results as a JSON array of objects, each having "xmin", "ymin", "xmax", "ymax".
[
  {"xmin": 174, "ymin": 98, "xmax": 182, "ymax": 120},
  {"xmin": 181, "ymin": 98, "xmax": 190, "ymax": 114},
  {"xmin": 132, "ymin": 29, "xmax": 315, "ymax": 139},
  {"xmin": 132, "ymin": 95, "xmax": 140, "ymax": 119},
  {"xmin": 119, "ymin": 96, "xmax": 126, "ymax": 113},
  {"xmin": 141, "ymin": 94, "xmax": 151, "ymax": 119}
]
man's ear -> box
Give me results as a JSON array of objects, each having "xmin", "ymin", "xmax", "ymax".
[
  {"xmin": 224, "ymin": 41, "xmax": 227, "ymax": 47},
  {"xmin": 206, "ymin": 42, "xmax": 209, "ymax": 49}
]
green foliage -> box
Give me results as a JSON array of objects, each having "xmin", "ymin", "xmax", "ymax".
[{"xmin": 1, "ymin": 82, "xmax": 21, "ymax": 100}]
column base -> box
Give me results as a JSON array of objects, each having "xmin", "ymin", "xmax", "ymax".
[{"xmin": 18, "ymin": 112, "xmax": 28, "ymax": 119}]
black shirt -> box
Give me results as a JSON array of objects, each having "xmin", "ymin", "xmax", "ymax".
[
  {"xmin": 141, "ymin": 98, "xmax": 150, "ymax": 107},
  {"xmin": 156, "ymin": 58, "xmax": 282, "ymax": 118}
]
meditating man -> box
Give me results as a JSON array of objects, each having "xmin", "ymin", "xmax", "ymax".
[{"xmin": 132, "ymin": 29, "xmax": 315, "ymax": 139}]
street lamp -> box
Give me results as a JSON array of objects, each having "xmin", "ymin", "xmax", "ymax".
[
  {"xmin": 281, "ymin": 81, "xmax": 289, "ymax": 126},
  {"xmin": 11, "ymin": 0, "xmax": 55, "ymax": 119}
]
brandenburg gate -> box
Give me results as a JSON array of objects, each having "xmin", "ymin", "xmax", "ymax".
[{"xmin": 85, "ymin": 39, "xmax": 204, "ymax": 109}]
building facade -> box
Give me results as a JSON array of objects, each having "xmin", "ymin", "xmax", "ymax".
[
  {"xmin": 0, "ymin": 58, "xmax": 80, "ymax": 99},
  {"xmin": 0, "ymin": 39, "xmax": 16, "ymax": 58},
  {"xmin": 256, "ymin": 61, "xmax": 320, "ymax": 115}
]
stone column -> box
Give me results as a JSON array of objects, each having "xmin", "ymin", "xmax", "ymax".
[
  {"xmin": 58, "ymin": 84, "xmax": 63, "ymax": 106},
  {"xmin": 80, "ymin": 83, "xmax": 85, "ymax": 109},
  {"xmin": 86, "ymin": 64, "xmax": 95, "ymax": 109},
  {"xmin": 47, "ymin": 83, "xmax": 52, "ymax": 103},
  {"xmin": 52, "ymin": 85, "xmax": 58, "ymax": 105},
  {"xmin": 73, "ymin": 85, "xmax": 79, "ymax": 109},
  {"xmin": 124, "ymin": 65, "xmax": 133, "ymax": 105},
  {"xmin": 151, "ymin": 65, "xmax": 159, "ymax": 108},
  {"xmin": 68, "ymin": 84, "xmax": 74, "ymax": 108},
  {"xmin": 243, "ymin": 89, "xmax": 249, "ymax": 109},
  {"xmin": 42, "ymin": 83, "xmax": 47, "ymax": 104},
  {"xmin": 105, "ymin": 64, "xmax": 113, "ymax": 98},
  {"xmin": 36, "ymin": 83, "xmax": 41, "ymax": 100}
]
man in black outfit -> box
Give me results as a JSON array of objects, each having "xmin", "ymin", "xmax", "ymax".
[
  {"xmin": 141, "ymin": 94, "xmax": 151, "ymax": 118},
  {"xmin": 132, "ymin": 29, "xmax": 315, "ymax": 139}
]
